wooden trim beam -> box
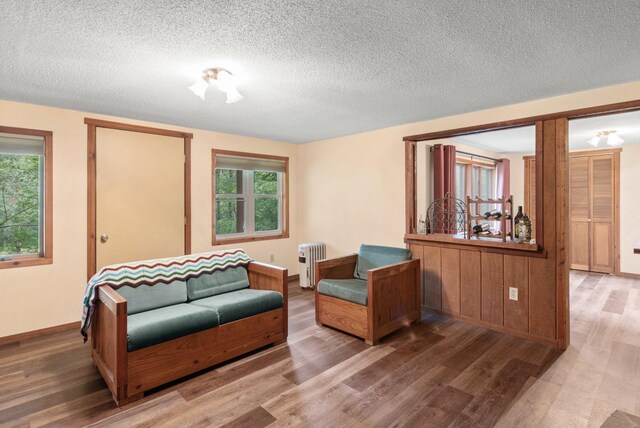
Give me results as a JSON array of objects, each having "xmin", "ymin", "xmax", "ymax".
[
  {"xmin": 0, "ymin": 321, "xmax": 80, "ymax": 346},
  {"xmin": 403, "ymin": 98, "xmax": 640, "ymax": 142},
  {"xmin": 84, "ymin": 118, "xmax": 193, "ymax": 139}
]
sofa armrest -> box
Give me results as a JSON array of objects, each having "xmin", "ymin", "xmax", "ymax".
[
  {"xmin": 247, "ymin": 261, "xmax": 288, "ymax": 339},
  {"xmin": 315, "ymin": 254, "xmax": 358, "ymax": 287},
  {"xmin": 247, "ymin": 261, "xmax": 287, "ymax": 293},
  {"xmin": 92, "ymin": 286, "xmax": 128, "ymax": 403},
  {"xmin": 98, "ymin": 285, "xmax": 127, "ymax": 313}
]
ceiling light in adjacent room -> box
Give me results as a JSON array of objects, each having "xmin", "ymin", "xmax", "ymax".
[
  {"xmin": 188, "ymin": 68, "xmax": 243, "ymax": 103},
  {"xmin": 587, "ymin": 135, "xmax": 600, "ymax": 147},
  {"xmin": 586, "ymin": 130, "xmax": 624, "ymax": 148},
  {"xmin": 606, "ymin": 132, "xmax": 624, "ymax": 146}
]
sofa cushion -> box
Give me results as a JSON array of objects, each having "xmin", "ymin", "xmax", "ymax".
[
  {"xmin": 317, "ymin": 278, "xmax": 368, "ymax": 306},
  {"xmin": 189, "ymin": 289, "xmax": 283, "ymax": 324},
  {"xmin": 115, "ymin": 281, "xmax": 188, "ymax": 315},
  {"xmin": 354, "ymin": 244, "xmax": 412, "ymax": 280},
  {"xmin": 186, "ymin": 266, "xmax": 250, "ymax": 301},
  {"xmin": 127, "ymin": 303, "xmax": 220, "ymax": 352}
]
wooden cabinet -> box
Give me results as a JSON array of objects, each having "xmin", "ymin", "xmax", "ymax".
[
  {"xmin": 525, "ymin": 149, "xmax": 619, "ymax": 274},
  {"xmin": 569, "ymin": 151, "xmax": 618, "ymax": 273}
]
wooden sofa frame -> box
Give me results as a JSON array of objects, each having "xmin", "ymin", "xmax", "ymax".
[
  {"xmin": 314, "ymin": 254, "xmax": 421, "ymax": 345},
  {"xmin": 91, "ymin": 261, "xmax": 288, "ymax": 405}
]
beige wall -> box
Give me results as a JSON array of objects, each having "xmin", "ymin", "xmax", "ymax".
[
  {"xmin": 299, "ymin": 81, "xmax": 640, "ymax": 261},
  {"xmin": 4, "ymin": 79, "xmax": 640, "ymax": 338},
  {"xmin": 0, "ymin": 100, "xmax": 299, "ymax": 337},
  {"xmin": 502, "ymin": 153, "xmax": 527, "ymax": 214}
]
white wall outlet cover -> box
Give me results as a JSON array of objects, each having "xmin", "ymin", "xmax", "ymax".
[{"xmin": 509, "ymin": 287, "xmax": 518, "ymax": 301}]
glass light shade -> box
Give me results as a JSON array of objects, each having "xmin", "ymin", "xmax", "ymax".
[
  {"xmin": 587, "ymin": 135, "xmax": 600, "ymax": 147},
  {"xmin": 188, "ymin": 78, "xmax": 209, "ymax": 99},
  {"xmin": 607, "ymin": 133, "xmax": 624, "ymax": 146},
  {"xmin": 215, "ymin": 70, "xmax": 236, "ymax": 93},
  {"xmin": 225, "ymin": 87, "xmax": 244, "ymax": 104}
]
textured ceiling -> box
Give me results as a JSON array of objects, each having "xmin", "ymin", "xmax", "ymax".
[{"xmin": 1, "ymin": 1, "xmax": 640, "ymax": 143}]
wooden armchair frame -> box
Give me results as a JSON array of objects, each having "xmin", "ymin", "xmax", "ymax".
[
  {"xmin": 91, "ymin": 261, "xmax": 287, "ymax": 405},
  {"xmin": 314, "ymin": 254, "xmax": 421, "ymax": 345}
]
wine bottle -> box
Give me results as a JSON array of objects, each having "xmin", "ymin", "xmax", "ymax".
[
  {"xmin": 518, "ymin": 214, "xmax": 532, "ymax": 242},
  {"xmin": 514, "ymin": 206, "xmax": 524, "ymax": 239},
  {"xmin": 489, "ymin": 209, "xmax": 502, "ymax": 219},
  {"xmin": 472, "ymin": 223, "xmax": 490, "ymax": 234}
]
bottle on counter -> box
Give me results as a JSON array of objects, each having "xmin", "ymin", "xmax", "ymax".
[
  {"xmin": 514, "ymin": 206, "xmax": 524, "ymax": 239},
  {"xmin": 418, "ymin": 214, "xmax": 426, "ymax": 234},
  {"xmin": 518, "ymin": 214, "xmax": 532, "ymax": 242}
]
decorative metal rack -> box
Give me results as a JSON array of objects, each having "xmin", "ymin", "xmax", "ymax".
[{"xmin": 425, "ymin": 193, "xmax": 468, "ymax": 239}]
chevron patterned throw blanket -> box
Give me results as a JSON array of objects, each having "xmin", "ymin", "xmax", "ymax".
[{"xmin": 80, "ymin": 249, "xmax": 252, "ymax": 341}]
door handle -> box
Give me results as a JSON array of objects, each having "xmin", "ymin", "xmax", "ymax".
[
  {"xmin": 100, "ymin": 234, "xmax": 109, "ymax": 243},
  {"xmin": 587, "ymin": 219, "xmax": 592, "ymax": 222}
]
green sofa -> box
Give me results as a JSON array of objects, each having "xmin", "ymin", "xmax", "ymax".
[
  {"xmin": 116, "ymin": 266, "xmax": 283, "ymax": 351},
  {"xmin": 91, "ymin": 261, "xmax": 287, "ymax": 405}
]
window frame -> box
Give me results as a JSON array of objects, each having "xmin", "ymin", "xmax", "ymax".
[
  {"xmin": 0, "ymin": 125, "xmax": 53, "ymax": 270},
  {"xmin": 212, "ymin": 149, "xmax": 289, "ymax": 245}
]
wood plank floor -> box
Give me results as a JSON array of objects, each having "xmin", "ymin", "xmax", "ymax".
[{"xmin": 0, "ymin": 272, "xmax": 639, "ymax": 427}]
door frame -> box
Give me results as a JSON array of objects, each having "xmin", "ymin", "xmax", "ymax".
[{"xmin": 85, "ymin": 118, "xmax": 193, "ymax": 279}]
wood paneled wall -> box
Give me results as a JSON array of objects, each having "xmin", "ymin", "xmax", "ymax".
[{"xmin": 406, "ymin": 118, "xmax": 569, "ymax": 349}]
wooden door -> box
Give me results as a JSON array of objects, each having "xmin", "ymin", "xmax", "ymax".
[
  {"xmin": 590, "ymin": 154, "xmax": 615, "ymax": 273},
  {"xmin": 96, "ymin": 128, "xmax": 185, "ymax": 269},
  {"xmin": 569, "ymin": 156, "xmax": 591, "ymax": 271},
  {"xmin": 569, "ymin": 152, "xmax": 616, "ymax": 273}
]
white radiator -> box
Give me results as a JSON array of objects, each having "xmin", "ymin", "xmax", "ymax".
[{"xmin": 298, "ymin": 242, "xmax": 326, "ymax": 289}]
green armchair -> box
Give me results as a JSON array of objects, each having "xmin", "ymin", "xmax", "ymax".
[{"xmin": 315, "ymin": 244, "xmax": 421, "ymax": 345}]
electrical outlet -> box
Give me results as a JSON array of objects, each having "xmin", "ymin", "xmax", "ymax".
[
  {"xmin": 269, "ymin": 254, "xmax": 275, "ymax": 263},
  {"xmin": 509, "ymin": 287, "xmax": 518, "ymax": 301}
]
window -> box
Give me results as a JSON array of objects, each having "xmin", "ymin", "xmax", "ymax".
[
  {"xmin": 212, "ymin": 150, "xmax": 288, "ymax": 244},
  {"xmin": 0, "ymin": 126, "xmax": 52, "ymax": 269},
  {"xmin": 455, "ymin": 159, "xmax": 496, "ymax": 212},
  {"xmin": 455, "ymin": 161, "xmax": 496, "ymax": 198}
]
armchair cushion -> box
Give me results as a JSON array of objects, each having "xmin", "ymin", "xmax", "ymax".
[
  {"xmin": 317, "ymin": 278, "xmax": 368, "ymax": 306},
  {"xmin": 354, "ymin": 245, "xmax": 412, "ymax": 280}
]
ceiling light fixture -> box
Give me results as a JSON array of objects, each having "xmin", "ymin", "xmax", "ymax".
[
  {"xmin": 188, "ymin": 68, "xmax": 243, "ymax": 104},
  {"xmin": 587, "ymin": 135, "xmax": 601, "ymax": 147},
  {"xmin": 585, "ymin": 130, "xmax": 624, "ymax": 147}
]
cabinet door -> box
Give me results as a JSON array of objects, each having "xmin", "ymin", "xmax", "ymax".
[
  {"xmin": 570, "ymin": 156, "xmax": 590, "ymax": 271},
  {"xmin": 590, "ymin": 155, "xmax": 614, "ymax": 273}
]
